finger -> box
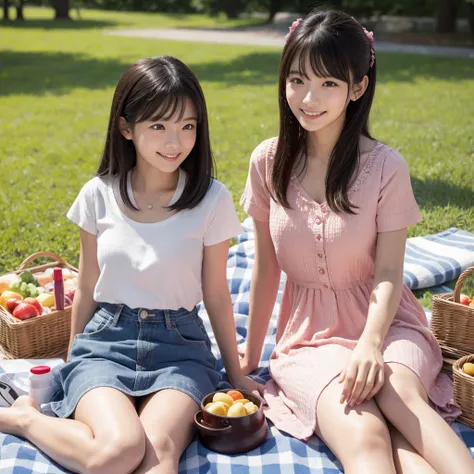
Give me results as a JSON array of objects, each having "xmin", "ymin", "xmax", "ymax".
[
  {"xmin": 355, "ymin": 365, "xmax": 377, "ymax": 405},
  {"xmin": 348, "ymin": 363, "xmax": 370, "ymax": 406},
  {"xmin": 338, "ymin": 369, "xmax": 346, "ymax": 384},
  {"xmin": 341, "ymin": 364, "xmax": 358, "ymax": 404},
  {"xmin": 237, "ymin": 342, "xmax": 247, "ymax": 357},
  {"xmin": 367, "ymin": 369, "xmax": 385, "ymax": 400}
]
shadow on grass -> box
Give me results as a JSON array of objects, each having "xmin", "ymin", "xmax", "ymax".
[
  {"xmin": 412, "ymin": 177, "xmax": 474, "ymax": 211},
  {"xmin": 0, "ymin": 17, "xmax": 119, "ymax": 29},
  {"xmin": 0, "ymin": 51, "xmax": 129, "ymax": 96},
  {"xmin": 1, "ymin": 47, "xmax": 473, "ymax": 96}
]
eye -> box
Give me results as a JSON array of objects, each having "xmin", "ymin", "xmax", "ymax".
[
  {"xmin": 289, "ymin": 77, "xmax": 304, "ymax": 85},
  {"xmin": 323, "ymin": 81, "xmax": 338, "ymax": 87},
  {"xmin": 151, "ymin": 124, "xmax": 165, "ymax": 130},
  {"xmin": 183, "ymin": 124, "xmax": 195, "ymax": 130}
]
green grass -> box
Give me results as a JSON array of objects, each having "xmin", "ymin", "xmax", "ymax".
[{"xmin": 1, "ymin": 7, "xmax": 473, "ymax": 310}]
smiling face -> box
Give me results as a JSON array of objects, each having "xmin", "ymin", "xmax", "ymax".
[
  {"xmin": 120, "ymin": 97, "xmax": 197, "ymax": 174},
  {"xmin": 285, "ymin": 56, "xmax": 368, "ymax": 136}
]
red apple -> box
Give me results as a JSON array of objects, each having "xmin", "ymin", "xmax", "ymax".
[
  {"xmin": 23, "ymin": 297, "xmax": 42, "ymax": 315},
  {"xmin": 460, "ymin": 294, "xmax": 472, "ymax": 306},
  {"xmin": 66, "ymin": 289, "xmax": 76, "ymax": 303},
  {"xmin": 6, "ymin": 298, "xmax": 22, "ymax": 314},
  {"xmin": 13, "ymin": 303, "xmax": 40, "ymax": 320}
]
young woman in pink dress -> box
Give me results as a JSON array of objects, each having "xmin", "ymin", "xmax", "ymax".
[{"xmin": 240, "ymin": 10, "xmax": 474, "ymax": 474}]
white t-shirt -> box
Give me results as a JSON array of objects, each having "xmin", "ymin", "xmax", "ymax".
[{"xmin": 67, "ymin": 168, "xmax": 243, "ymax": 310}]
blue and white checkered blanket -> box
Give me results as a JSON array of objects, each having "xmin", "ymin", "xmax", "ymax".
[{"xmin": 1, "ymin": 218, "xmax": 474, "ymax": 473}]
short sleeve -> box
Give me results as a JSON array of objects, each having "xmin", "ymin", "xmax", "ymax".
[
  {"xmin": 67, "ymin": 178, "xmax": 98, "ymax": 235},
  {"xmin": 240, "ymin": 139, "xmax": 274, "ymax": 222},
  {"xmin": 204, "ymin": 184, "xmax": 243, "ymax": 246},
  {"xmin": 376, "ymin": 149, "xmax": 422, "ymax": 232}
]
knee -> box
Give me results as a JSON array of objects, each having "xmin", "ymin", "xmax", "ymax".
[
  {"xmin": 376, "ymin": 367, "xmax": 426, "ymax": 409},
  {"xmin": 85, "ymin": 431, "xmax": 146, "ymax": 474},
  {"xmin": 350, "ymin": 422, "xmax": 392, "ymax": 459},
  {"xmin": 147, "ymin": 431, "xmax": 181, "ymax": 463}
]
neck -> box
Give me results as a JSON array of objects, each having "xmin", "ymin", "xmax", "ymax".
[
  {"xmin": 306, "ymin": 110, "xmax": 346, "ymax": 164},
  {"xmin": 132, "ymin": 159, "xmax": 179, "ymax": 195}
]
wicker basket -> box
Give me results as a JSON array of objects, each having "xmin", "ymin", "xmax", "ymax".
[
  {"xmin": 431, "ymin": 266, "xmax": 474, "ymax": 359},
  {"xmin": 0, "ymin": 252, "xmax": 77, "ymax": 359},
  {"xmin": 453, "ymin": 355, "xmax": 474, "ymax": 429}
]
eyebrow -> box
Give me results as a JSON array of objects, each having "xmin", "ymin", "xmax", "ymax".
[
  {"xmin": 288, "ymin": 70, "xmax": 302, "ymax": 76},
  {"xmin": 180, "ymin": 116, "xmax": 197, "ymax": 121}
]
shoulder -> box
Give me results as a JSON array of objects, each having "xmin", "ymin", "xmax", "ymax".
[
  {"xmin": 206, "ymin": 179, "xmax": 232, "ymax": 203},
  {"xmin": 376, "ymin": 144, "xmax": 411, "ymax": 181},
  {"xmin": 250, "ymin": 137, "xmax": 278, "ymax": 164}
]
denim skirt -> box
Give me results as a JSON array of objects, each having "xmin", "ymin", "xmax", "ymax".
[{"xmin": 50, "ymin": 303, "xmax": 221, "ymax": 418}]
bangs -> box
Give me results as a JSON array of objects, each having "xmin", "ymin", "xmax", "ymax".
[
  {"xmin": 135, "ymin": 88, "xmax": 195, "ymax": 123},
  {"xmin": 291, "ymin": 34, "xmax": 351, "ymax": 84}
]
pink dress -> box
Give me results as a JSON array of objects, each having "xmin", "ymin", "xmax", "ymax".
[{"xmin": 240, "ymin": 137, "xmax": 460, "ymax": 440}]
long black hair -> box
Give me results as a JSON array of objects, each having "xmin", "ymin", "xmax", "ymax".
[
  {"xmin": 273, "ymin": 10, "xmax": 376, "ymax": 213},
  {"xmin": 97, "ymin": 56, "xmax": 215, "ymax": 211}
]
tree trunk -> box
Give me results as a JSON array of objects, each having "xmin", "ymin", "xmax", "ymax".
[
  {"xmin": 54, "ymin": 0, "xmax": 70, "ymax": 20},
  {"xmin": 435, "ymin": 0, "xmax": 459, "ymax": 33},
  {"xmin": 222, "ymin": 0, "xmax": 244, "ymax": 19},
  {"xmin": 15, "ymin": 0, "xmax": 24, "ymax": 20},
  {"xmin": 267, "ymin": 0, "xmax": 285, "ymax": 24},
  {"xmin": 468, "ymin": 5, "xmax": 474, "ymax": 40},
  {"xmin": 3, "ymin": 0, "xmax": 10, "ymax": 21}
]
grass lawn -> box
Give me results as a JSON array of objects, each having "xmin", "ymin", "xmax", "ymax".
[{"xmin": 1, "ymin": 8, "xmax": 473, "ymax": 304}]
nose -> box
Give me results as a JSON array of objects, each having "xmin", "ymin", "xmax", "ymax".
[
  {"xmin": 164, "ymin": 131, "xmax": 180, "ymax": 149},
  {"xmin": 302, "ymin": 86, "xmax": 320, "ymax": 105}
]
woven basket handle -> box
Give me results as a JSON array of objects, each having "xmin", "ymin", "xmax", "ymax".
[
  {"xmin": 17, "ymin": 252, "xmax": 68, "ymax": 271},
  {"xmin": 453, "ymin": 266, "xmax": 474, "ymax": 303}
]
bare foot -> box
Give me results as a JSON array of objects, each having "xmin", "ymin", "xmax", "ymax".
[{"xmin": 0, "ymin": 395, "xmax": 38, "ymax": 436}]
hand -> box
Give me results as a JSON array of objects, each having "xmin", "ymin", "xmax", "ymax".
[
  {"xmin": 239, "ymin": 353, "xmax": 259, "ymax": 376},
  {"xmin": 231, "ymin": 374, "xmax": 265, "ymax": 397},
  {"xmin": 339, "ymin": 339, "xmax": 385, "ymax": 407}
]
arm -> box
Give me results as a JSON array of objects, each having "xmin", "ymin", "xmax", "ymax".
[
  {"xmin": 202, "ymin": 239, "xmax": 263, "ymax": 393},
  {"xmin": 241, "ymin": 219, "xmax": 281, "ymax": 374},
  {"xmin": 67, "ymin": 229, "xmax": 100, "ymax": 357},
  {"xmin": 361, "ymin": 227, "xmax": 407, "ymax": 347},
  {"xmin": 341, "ymin": 227, "xmax": 407, "ymax": 405}
]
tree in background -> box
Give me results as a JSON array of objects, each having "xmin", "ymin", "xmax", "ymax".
[
  {"xmin": 436, "ymin": 0, "xmax": 461, "ymax": 32},
  {"xmin": 54, "ymin": 0, "xmax": 70, "ymax": 19},
  {"xmin": 3, "ymin": 0, "xmax": 10, "ymax": 20}
]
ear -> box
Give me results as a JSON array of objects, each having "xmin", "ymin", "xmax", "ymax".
[
  {"xmin": 119, "ymin": 117, "xmax": 133, "ymax": 140},
  {"xmin": 350, "ymin": 76, "xmax": 369, "ymax": 102}
]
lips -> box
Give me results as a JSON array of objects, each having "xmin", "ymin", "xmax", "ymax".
[
  {"xmin": 301, "ymin": 110, "xmax": 326, "ymax": 119},
  {"xmin": 158, "ymin": 152, "xmax": 181, "ymax": 161}
]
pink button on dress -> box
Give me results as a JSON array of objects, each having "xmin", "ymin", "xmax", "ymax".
[{"xmin": 240, "ymin": 137, "xmax": 460, "ymax": 440}]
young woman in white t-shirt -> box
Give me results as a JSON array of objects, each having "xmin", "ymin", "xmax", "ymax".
[{"xmin": 0, "ymin": 56, "xmax": 263, "ymax": 474}]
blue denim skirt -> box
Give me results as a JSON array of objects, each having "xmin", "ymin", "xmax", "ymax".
[{"xmin": 50, "ymin": 303, "xmax": 221, "ymax": 418}]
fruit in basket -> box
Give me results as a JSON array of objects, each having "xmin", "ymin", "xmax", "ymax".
[
  {"xmin": 243, "ymin": 402, "xmax": 258, "ymax": 415},
  {"xmin": 6, "ymin": 298, "xmax": 22, "ymax": 313},
  {"xmin": 463, "ymin": 363, "xmax": 474, "ymax": 376},
  {"xmin": 9, "ymin": 281, "xmax": 40, "ymax": 298},
  {"xmin": 227, "ymin": 403, "xmax": 247, "ymax": 417},
  {"xmin": 0, "ymin": 291, "xmax": 22, "ymax": 308},
  {"xmin": 36, "ymin": 293, "xmax": 55, "ymax": 308},
  {"xmin": 23, "ymin": 297, "xmax": 42, "ymax": 315},
  {"xmin": 0, "ymin": 274, "xmax": 19, "ymax": 294},
  {"xmin": 18, "ymin": 271, "xmax": 38, "ymax": 286},
  {"xmin": 12, "ymin": 302, "xmax": 40, "ymax": 320},
  {"xmin": 227, "ymin": 390, "xmax": 244, "ymax": 401},
  {"xmin": 460, "ymin": 294, "xmax": 471, "ymax": 306},
  {"xmin": 206, "ymin": 402, "xmax": 229, "ymax": 416},
  {"xmin": 212, "ymin": 392, "xmax": 234, "ymax": 407},
  {"xmin": 232, "ymin": 398, "xmax": 250, "ymax": 405}
]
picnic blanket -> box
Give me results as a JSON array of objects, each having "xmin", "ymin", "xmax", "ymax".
[{"xmin": 1, "ymin": 218, "xmax": 474, "ymax": 473}]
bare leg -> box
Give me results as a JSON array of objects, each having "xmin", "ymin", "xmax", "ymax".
[
  {"xmin": 390, "ymin": 424, "xmax": 438, "ymax": 474},
  {"xmin": 0, "ymin": 388, "xmax": 145, "ymax": 474},
  {"xmin": 376, "ymin": 363, "xmax": 474, "ymax": 474},
  {"xmin": 133, "ymin": 389, "xmax": 198, "ymax": 474},
  {"xmin": 315, "ymin": 378, "xmax": 396, "ymax": 474}
]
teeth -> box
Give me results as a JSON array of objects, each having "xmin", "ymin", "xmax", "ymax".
[
  {"xmin": 303, "ymin": 110, "xmax": 324, "ymax": 116},
  {"xmin": 161, "ymin": 153, "xmax": 178, "ymax": 158}
]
